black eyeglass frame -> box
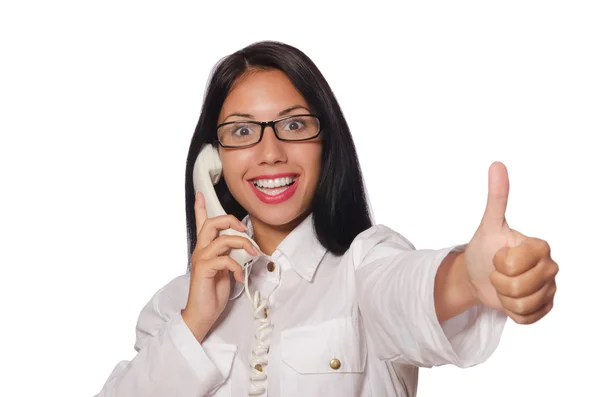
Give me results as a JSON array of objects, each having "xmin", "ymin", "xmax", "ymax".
[{"xmin": 215, "ymin": 114, "xmax": 322, "ymax": 148}]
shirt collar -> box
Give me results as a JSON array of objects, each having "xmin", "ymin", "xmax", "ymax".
[{"xmin": 244, "ymin": 213, "xmax": 327, "ymax": 282}]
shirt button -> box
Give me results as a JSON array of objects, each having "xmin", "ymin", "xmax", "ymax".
[
  {"xmin": 263, "ymin": 308, "xmax": 268, "ymax": 318},
  {"xmin": 267, "ymin": 261, "xmax": 275, "ymax": 272},
  {"xmin": 329, "ymin": 358, "xmax": 341, "ymax": 370},
  {"xmin": 254, "ymin": 364, "xmax": 263, "ymax": 372}
]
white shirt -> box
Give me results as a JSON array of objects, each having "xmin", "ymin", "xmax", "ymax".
[{"xmin": 95, "ymin": 214, "xmax": 507, "ymax": 397}]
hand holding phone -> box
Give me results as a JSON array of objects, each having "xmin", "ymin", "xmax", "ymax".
[
  {"xmin": 182, "ymin": 144, "xmax": 261, "ymax": 342},
  {"xmin": 182, "ymin": 191, "xmax": 259, "ymax": 342}
]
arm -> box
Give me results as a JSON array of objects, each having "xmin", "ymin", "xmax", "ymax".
[
  {"xmin": 353, "ymin": 225, "xmax": 507, "ymax": 368},
  {"xmin": 94, "ymin": 275, "xmax": 236, "ymax": 397},
  {"xmin": 434, "ymin": 250, "xmax": 478, "ymax": 323}
]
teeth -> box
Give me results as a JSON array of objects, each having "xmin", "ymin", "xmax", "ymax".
[
  {"xmin": 253, "ymin": 176, "xmax": 296, "ymax": 188},
  {"xmin": 255, "ymin": 185, "xmax": 291, "ymax": 196}
]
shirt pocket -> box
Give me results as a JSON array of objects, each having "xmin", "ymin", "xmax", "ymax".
[
  {"xmin": 203, "ymin": 343, "xmax": 236, "ymax": 397},
  {"xmin": 280, "ymin": 316, "xmax": 371, "ymax": 397}
]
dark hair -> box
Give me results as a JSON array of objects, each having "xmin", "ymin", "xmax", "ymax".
[{"xmin": 184, "ymin": 40, "xmax": 372, "ymax": 269}]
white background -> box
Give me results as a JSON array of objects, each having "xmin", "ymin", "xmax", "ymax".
[{"xmin": 1, "ymin": 1, "xmax": 598, "ymax": 396}]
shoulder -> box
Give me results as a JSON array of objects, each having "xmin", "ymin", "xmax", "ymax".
[
  {"xmin": 346, "ymin": 224, "xmax": 416, "ymax": 267},
  {"xmin": 134, "ymin": 274, "xmax": 190, "ymax": 350}
]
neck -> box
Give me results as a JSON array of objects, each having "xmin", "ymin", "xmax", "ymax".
[{"xmin": 249, "ymin": 213, "xmax": 309, "ymax": 255}]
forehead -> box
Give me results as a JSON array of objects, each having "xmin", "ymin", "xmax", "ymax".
[{"xmin": 219, "ymin": 69, "xmax": 309, "ymax": 119}]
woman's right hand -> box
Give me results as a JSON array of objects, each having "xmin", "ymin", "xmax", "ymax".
[{"xmin": 181, "ymin": 192, "xmax": 258, "ymax": 342}]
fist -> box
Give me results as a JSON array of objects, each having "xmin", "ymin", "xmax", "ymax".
[{"xmin": 490, "ymin": 237, "xmax": 559, "ymax": 324}]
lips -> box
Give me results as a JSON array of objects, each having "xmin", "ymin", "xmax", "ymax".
[{"xmin": 247, "ymin": 174, "xmax": 300, "ymax": 204}]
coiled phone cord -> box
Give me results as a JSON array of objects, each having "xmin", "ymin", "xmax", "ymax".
[{"xmin": 243, "ymin": 262, "xmax": 272, "ymax": 396}]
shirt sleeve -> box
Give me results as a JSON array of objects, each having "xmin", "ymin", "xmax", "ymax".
[
  {"xmin": 352, "ymin": 225, "xmax": 507, "ymax": 368},
  {"xmin": 93, "ymin": 275, "xmax": 236, "ymax": 397}
]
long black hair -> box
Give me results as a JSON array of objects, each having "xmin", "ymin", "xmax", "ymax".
[{"xmin": 185, "ymin": 41, "xmax": 372, "ymax": 269}]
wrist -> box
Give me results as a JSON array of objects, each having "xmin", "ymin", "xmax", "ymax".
[
  {"xmin": 435, "ymin": 249, "xmax": 479, "ymax": 323},
  {"xmin": 181, "ymin": 308, "xmax": 212, "ymax": 343}
]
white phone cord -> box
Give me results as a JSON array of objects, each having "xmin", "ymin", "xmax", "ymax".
[{"xmin": 243, "ymin": 263, "xmax": 272, "ymax": 396}]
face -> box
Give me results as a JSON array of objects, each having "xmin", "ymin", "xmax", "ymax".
[{"xmin": 217, "ymin": 69, "xmax": 322, "ymax": 229}]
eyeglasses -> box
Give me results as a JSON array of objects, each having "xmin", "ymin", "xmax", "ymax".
[{"xmin": 216, "ymin": 114, "xmax": 321, "ymax": 148}]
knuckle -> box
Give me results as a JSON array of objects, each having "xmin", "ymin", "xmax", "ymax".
[
  {"xmin": 503, "ymin": 258, "xmax": 518, "ymax": 276},
  {"xmin": 513, "ymin": 298, "xmax": 528, "ymax": 315},
  {"xmin": 215, "ymin": 235, "xmax": 234, "ymax": 246},
  {"xmin": 508, "ymin": 278, "xmax": 522, "ymax": 296},
  {"xmin": 204, "ymin": 216, "xmax": 218, "ymax": 226},
  {"xmin": 538, "ymin": 239, "xmax": 551, "ymax": 256},
  {"xmin": 212, "ymin": 235, "xmax": 227, "ymax": 244},
  {"xmin": 549, "ymin": 261, "xmax": 559, "ymax": 277},
  {"xmin": 529, "ymin": 237, "xmax": 550, "ymax": 256}
]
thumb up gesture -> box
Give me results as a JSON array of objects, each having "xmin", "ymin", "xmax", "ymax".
[{"xmin": 465, "ymin": 162, "xmax": 559, "ymax": 324}]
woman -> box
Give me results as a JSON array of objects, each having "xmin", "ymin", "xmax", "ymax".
[{"xmin": 95, "ymin": 41, "xmax": 558, "ymax": 397}]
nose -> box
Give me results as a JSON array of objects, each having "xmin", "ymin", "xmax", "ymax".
[{"xmin": 255, "ymin": 125, "xmax": 287, "ymax": 165}]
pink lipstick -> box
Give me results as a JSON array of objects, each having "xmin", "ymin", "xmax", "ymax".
[{"xmin": 248, "ymin": 174, "xmax": 299, "ymax": 204}]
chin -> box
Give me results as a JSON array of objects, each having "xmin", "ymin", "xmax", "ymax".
[
  {"xmin": 244, "ymin": 197, "xmax": 309, "ymax": 227},
  {"xmin": 246, "ymin": 202, "xmax": 310, "ymax": 229}
]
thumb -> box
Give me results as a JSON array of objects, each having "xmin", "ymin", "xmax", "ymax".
[{"xmin": 482, "ymin": 161, "xmax": 509, "ymax": 228}]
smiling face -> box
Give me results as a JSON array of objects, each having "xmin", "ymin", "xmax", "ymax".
[{"xmin": 217, "ymin": 69, "xmax": 323, "ymax": 229}]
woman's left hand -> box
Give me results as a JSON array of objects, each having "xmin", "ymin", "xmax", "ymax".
[{"xmin": 464, "ymin": 162, "xmax": 559, "ymax": 324}]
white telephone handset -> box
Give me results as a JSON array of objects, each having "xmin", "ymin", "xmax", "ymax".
[{"xmin": 192, "ymin": 144, "xmax": 260, "ymax": 269}]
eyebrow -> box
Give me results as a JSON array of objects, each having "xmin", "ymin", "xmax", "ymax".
[{"xmin": 222, "ymin": 105, "xmax": 310, "ymax": 122}]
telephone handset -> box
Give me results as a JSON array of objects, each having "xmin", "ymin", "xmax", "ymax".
[
  {"xmin": 192, "ymin": 144, "xmax": 261, "ymax": 269},
  {"xmin": 193, "ymin": 144, "xmax": 272, "ymax": 395}
]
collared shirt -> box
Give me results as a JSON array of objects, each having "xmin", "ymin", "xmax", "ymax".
[{"xmin": 95, "ymin": 214, "xmax": 507, "ymax": 397}]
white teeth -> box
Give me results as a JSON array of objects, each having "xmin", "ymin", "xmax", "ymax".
[
  {"xmin": 253, "ymin": 176, "xmax": 296, "ymax": 188},
  {"xmin": 255, "ymin": 186, "xmax": 291, "ymax": 196}
]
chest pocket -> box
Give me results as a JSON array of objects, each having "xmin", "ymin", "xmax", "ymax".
[{"xmin": 280, "ymin": 316, "xmax": 370, "ymax": 397}]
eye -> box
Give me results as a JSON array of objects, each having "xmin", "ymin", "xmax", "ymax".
[
  {"xmin": 282, "ymin": 118, "xmax": 305, "ymax": 131},
  {"xmin": 233, "ymin": 125, "xmax": 253, "ymax": 136},
  {"xmin": 227, "ymin": 122, "xmax": 259, "ymax": 138}
]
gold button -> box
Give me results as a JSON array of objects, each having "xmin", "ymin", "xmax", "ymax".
[
  {"xmin": 254, "ymin": 364, "xmax": 263, "ymax": 372},
  {"xmin": 329, "ymin": 358, "xmax": 341, "ymax": 370},
  {"xmin": 267, "ymin": 262, "xmax": 275, "ymax": 272},
  {"xmin": 263, "ymin": 308, "xmax": 268, "ymax": 318}
]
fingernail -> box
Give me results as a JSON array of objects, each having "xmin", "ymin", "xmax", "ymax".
[{"xmin": 240, "ymin": 222, "xmax": 247, "ymax": 231}]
